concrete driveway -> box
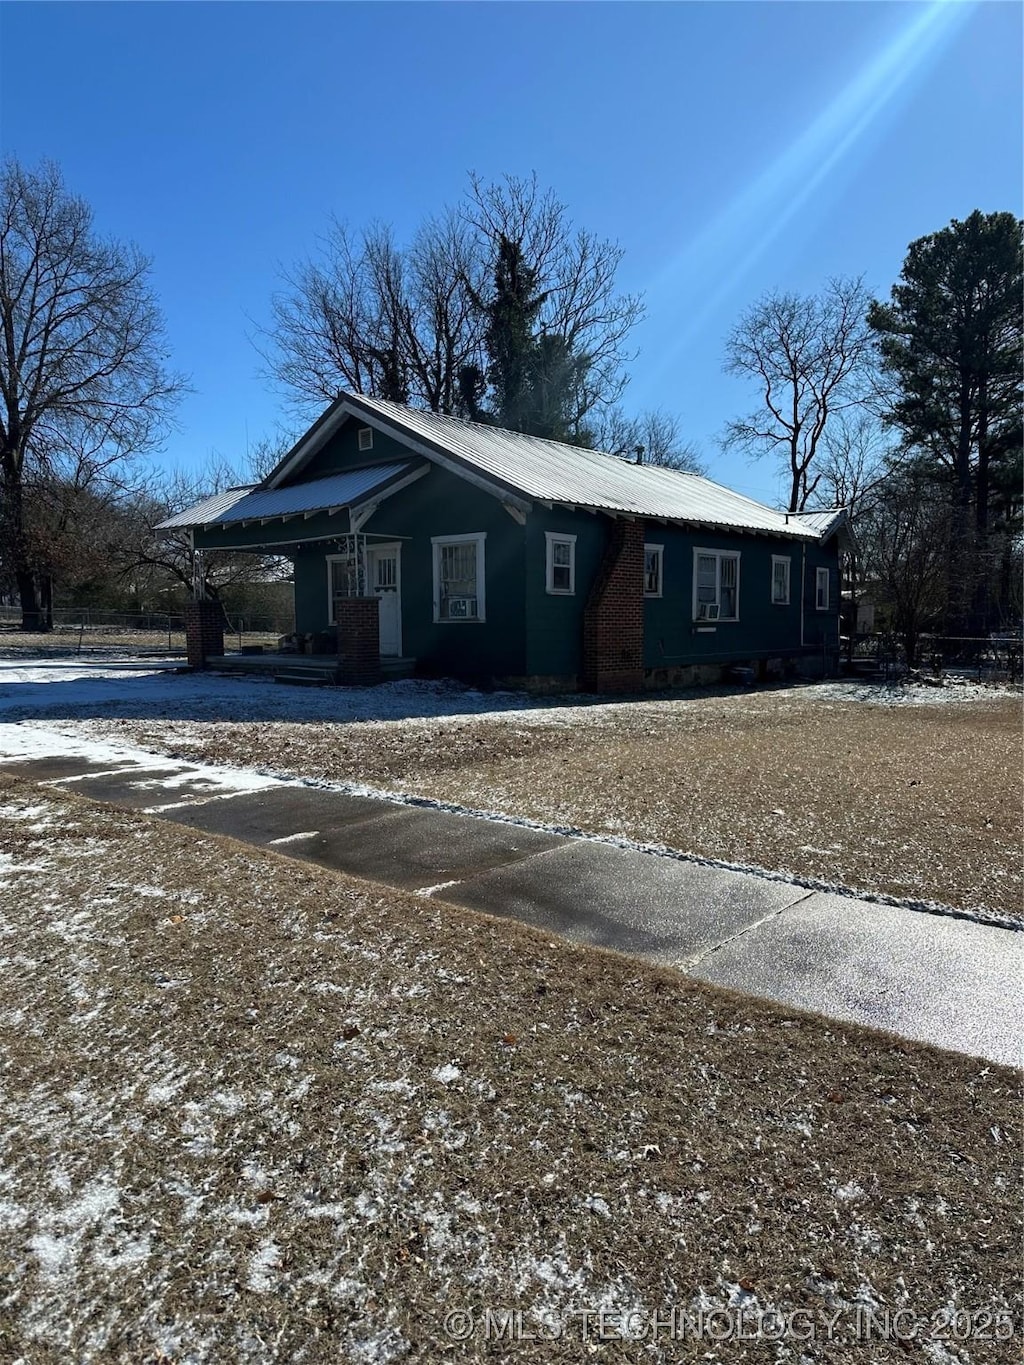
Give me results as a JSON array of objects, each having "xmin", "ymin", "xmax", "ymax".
[{"xmin": 3, "ymin": 748, "xmax": 1021, "ymax": 1067}]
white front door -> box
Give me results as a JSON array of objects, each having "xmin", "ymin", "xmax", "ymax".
[{"xmin": 366, "ymin": 544, "xmax": 402, "ymax": 656}]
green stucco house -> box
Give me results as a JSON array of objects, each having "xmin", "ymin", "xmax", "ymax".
[{"xmin": 160, "ymin": 392, "xmax": 850, "ymax": 693}]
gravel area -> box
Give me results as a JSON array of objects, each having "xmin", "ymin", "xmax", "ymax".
[
  {"xmin": 70, "ymin": 680, "xmax": 1023, "ymax": 919},
  {"xmin": 0, "ymin": 775, "xmax": 1020, "ymax": 1362}
]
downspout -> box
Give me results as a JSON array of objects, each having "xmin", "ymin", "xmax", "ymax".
[{"xmin": 800, "ymin": 542, "xmax": 806, "ymax": 649}]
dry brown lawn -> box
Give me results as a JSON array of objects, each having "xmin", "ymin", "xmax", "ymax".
[
  {"xmin": 0, "ymin": 774, "xmax": 1020, "ymax": 1362},
  {"xmin": 95, "ymin": 686, "xmax": 1023, "ymax": 918}
]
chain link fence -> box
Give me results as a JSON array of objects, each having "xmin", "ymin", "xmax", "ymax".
[
  {"xmin": 849, "ymin": 632, "xmax": 1023, "ymax": 683},
  {"xmin": 0, "ymin": 605, "xmax": 290, "ymax": 655}
]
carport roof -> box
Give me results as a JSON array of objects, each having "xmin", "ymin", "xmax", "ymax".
[{"xmin": 156, "ymin": 461, "xmax": 415, "ymax": 530}]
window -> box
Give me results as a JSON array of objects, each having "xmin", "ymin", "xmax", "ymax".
[
  {"xmin": 545, "ymin": 532, "xmax": 576, "ymax": 594},
  {"xmin": 358, "ymin": 426, "xmax": 374, "ymax": 451},
  {"xmin": 816, "ymin": 566, "xmax": 830, "ymax": 611},
  {"xmin": 771, "ymin": 555, "xmax": 791, "ymax": 605},
  {"xmin": 432, "ymin": 533, "xmax": 486, "ymax": 622},
  {"xmin": 693, "ymin": 549, "xmax": 740, "ymax": 621},
  {"xmin": 644, "ymin": 544, "xmax": 664, "ymax": 597}
]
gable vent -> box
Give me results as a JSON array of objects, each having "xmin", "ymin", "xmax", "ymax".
[{"xmin": 358, "ymin": 426, "xmax": 374, "ymax": 451}]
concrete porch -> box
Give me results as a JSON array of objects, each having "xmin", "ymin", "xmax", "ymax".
[{"xmin": 205, "ymin": 653, "xmax": 417, "ymax": 685}]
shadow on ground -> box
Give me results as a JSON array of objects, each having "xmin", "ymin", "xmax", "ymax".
[{"xmin": 0, "ymin": 657, "xmax": 804, "ymax": 727}]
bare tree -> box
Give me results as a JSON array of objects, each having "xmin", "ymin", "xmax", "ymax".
[
  {"xmin": 462, "ymin": 174, "xmax": 644, "ymax": 434},
  {"xmin": 266, "ymin": 212, "xmax": 487, "ymax": 417},
  {"xmin": 809, "ymin": 410, "xmax": 898, "ymax": 656},
  {"xmin": 814, "ymin": 410, "xmax": 895, "ymax": 517},
  {"xmin": 264, "ymin": 174, "xmax": 645, "ymax": 439},
  {"xmin": 14, "ymin": 474, "xmax": 126, "ymax": 624},
  {"xmin": 118, "ymin": 451, "xmax": 286, "ymax": 607},
  {"xmin": 859, "ymin": 470, "xmax": 951, "ymax": 668},
  {"xmin": 590, "ymin": 406, "xmax": 705, "ymax": 473},
  {"xmin": 723, "ymin": 278, "xmax": 874, "ymax": 513},
  {"xmin": 240, "ymin": 428, "xmax": 297, "ymax": 483},
  {"xmin": 0, "ymin": 159, "xmax": 183, "ymax": 628}
]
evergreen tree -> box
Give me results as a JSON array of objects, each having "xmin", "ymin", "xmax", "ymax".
[
  {"xmin": 482, "ymin": 235, "xmax": 547, "ymax": 431},
  {"xmin": 467, "ymin": 234, "xmax": 590, "ymax": 441},
  {"xmin": 868, "ymin": 210, "xmax": 1023, "ymax": 630},
  {"xmin": 268, "ymin": 174, "xmax": 645, "ymax": 442}
]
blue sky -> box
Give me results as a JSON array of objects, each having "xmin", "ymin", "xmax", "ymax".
[{"xmin": 1, "ymin": 1, "xmax": 1020, "ymax": 504}]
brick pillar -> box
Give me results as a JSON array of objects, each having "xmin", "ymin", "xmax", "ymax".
[
  {"xmin": 336, "ymin": 597, "xmax": 381, "ymax": 686},
  {"xmin": 184, "ymin": 599, "xmax": 225, "ymax": 669},
  {"xmin": 581, "ymin": 518, "xmax": 645, "ymax": 693}
]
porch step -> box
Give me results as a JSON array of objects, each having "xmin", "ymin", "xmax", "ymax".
[
  {"xmin": 380, "ymin": 655, "xmax": 416, "ymax": 680},
  {"xmin": 273, "ymin": 668, "xmax": 338, "ymax": 687},
  {"xmin": 206, "ymin": 653, "xmax": 417, "ymax": 685}
]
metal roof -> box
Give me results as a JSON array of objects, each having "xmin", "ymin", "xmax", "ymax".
[
  {"xmin": 787, "ymin": 508, "xmax": 847, "ymax": 538},
  {"xmin": 334, "ymin": 394, "xmax": 827, "ymax": 540},
  {"xmin": 156, "ymin": 462, "xmax": 413, "ymax": 530},
  {"xmin": 156, "ymin": 486, "xmax": 257, "ymax": 530}
]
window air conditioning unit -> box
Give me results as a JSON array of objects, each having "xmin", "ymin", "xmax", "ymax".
[
  {"xmin": 447, "ymin": 597, "xmax": 472, "ymax": 618},
  {"xmin": 698, "ymin": 603, "xmax": 720, "ymax": 621}
]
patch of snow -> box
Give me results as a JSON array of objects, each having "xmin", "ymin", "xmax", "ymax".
[
  {"xmin": 415, "ymin": 879, "xmax": 461, "ymax": 898},
  {"xmin": 432, "ymin": 1062, "xmax": 461, "ymax": 1085},
  {"xmin": 347, "ymin": 1327, "xmax": 410, "ymax": 1365},
  {"xmin": 0, "ymin": 802, "xmax": 54, "ymax": 832},
  {"xmin": 922, "ymin": 1345, "xmax": 969, "ymax": 1365},
  {"xmin": 0, "ymin": 1198, "xmax": 27, "ymax": 1231},
  {"xmin": 0, "ymin": 657, "xmax": 535, "ymax": 726},
  {"xmin": 371, "ymin": 1078, "xmax": 418, "ymax": 1098},
  {"xmin": 850, "ymin": 1226, "xmax": 883, "ymax": 1255},
  {"xmin": 355, "ymin": 1192, "xmax": 383, "ymax": 1221},
  {"xmin": 26, "ymin": 1178, "xmax": 122, "ymax": 1284},
  {"xmin": 0, "ymin": 850, "xmax": 48, "ymax": 877},
  {"xmin": 306, "ymin": 1202, "xmax": 350, "ymax": 1221},
  {"xmin": 835, "ymin": 1179, "xmax": 866, "ymax": 1201},
  {"xmin": 803, "ymin": 678, "xmax": 1019, "ymax": 707},
  {"xmin": 94, "ymin": 1233, "xmax": 151, "ymax": 1271},
  {"xmin": 210, "ymin": 1089, "xmax": 246, "ymax": 1114},
  {"xmin": 246, "ymin": 1238, "xmax": 281, "ymax": 1292},
  {"xmin": 27, "ymin": 1231, "xmax": 74, "ymax": 1281}
]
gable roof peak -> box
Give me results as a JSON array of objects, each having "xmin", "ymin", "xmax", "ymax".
[{"xmin": 269, "ymin": 389, "xmax": 840, "ymax": 542}]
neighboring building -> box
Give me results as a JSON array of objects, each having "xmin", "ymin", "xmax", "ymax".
[
  {"xmin": 158, "ymin": 392, "xmax": 850, "ymax": 692},
  {"xmin": 841, "ymin": 588, "xmax": 876, "ymax": 636}
]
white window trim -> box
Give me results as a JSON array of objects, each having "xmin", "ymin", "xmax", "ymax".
[
  {"xmin": 692, "ymin": 547, "xmax": 740, "ymax": 622},
  {"xmin": 357, "ymin": 426, "xmax": 374, "ymax": 451},
  {"xmin": 431, "ymin": 532, "xmax": 486, "ymax": 624},
  {"xmin": 644, "ymin": 543, "xmax": 664, "ymax": 598},
  {"xmin": 815, "ymin": 566, "xmax": 831, "ymax": 611},
  {"xmin": 544, "ymin": 532, "xmax": 577, "ymax": 595},
  {"xmin": 367, "ymin": 542, "xmax": 402, "ymax": 597},
  {"xmin": 771, "ymin": 554, "xmax": 791, "ymax": 606}
]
